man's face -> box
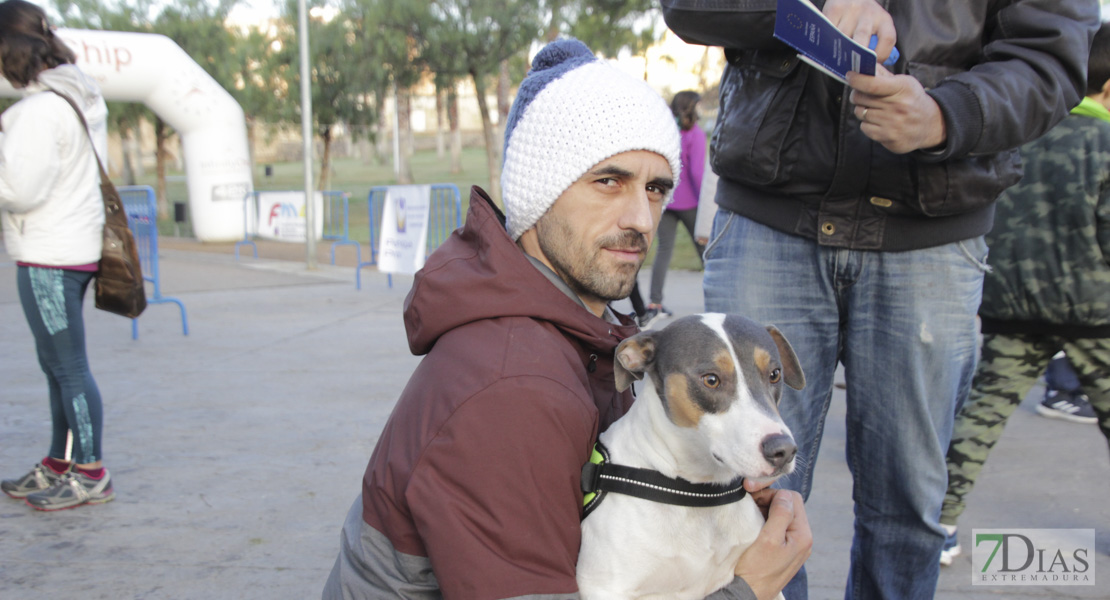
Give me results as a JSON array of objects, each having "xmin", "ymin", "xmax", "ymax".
[{"xmin": 528, "ymin": 150, "xmax": 674, "ymax": 315}]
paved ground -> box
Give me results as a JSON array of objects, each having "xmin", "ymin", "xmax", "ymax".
[{"xmin": 1, "ymin": 239, "xmax": 1107, "ymax": 599}]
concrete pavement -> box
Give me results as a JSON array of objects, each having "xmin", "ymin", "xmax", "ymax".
[{"xmin": 1, "ymin": 241, "xmax": 1107, "ymax": 599}]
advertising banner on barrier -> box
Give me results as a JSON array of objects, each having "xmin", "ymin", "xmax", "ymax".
[
  {"xmin": 254, "ymin": 191, "xmax": 324, "ymax": 242},
  {"xmin": 377, "ymin": 185, "xmax": 431, "ymax": 275}
]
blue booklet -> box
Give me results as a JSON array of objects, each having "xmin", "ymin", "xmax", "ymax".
[{"xmin": 774, "ymin": 0, "xmax": 877, "ymax": 83}]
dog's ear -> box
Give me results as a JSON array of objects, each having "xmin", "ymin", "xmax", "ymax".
[
  {"xmin": 767, "ymin": 325, "xmax": 806, "ymax": 390},
  {"xmin": 614, "ymin": 333, "xmax": 656, "ymax": 392}
]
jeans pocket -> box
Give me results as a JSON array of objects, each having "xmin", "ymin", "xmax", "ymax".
[
  {"xmin": 703, "ymin": 209, "xmax": 736, "ymax": 261},
  {"xmin": 956, "ymin": 236, "xmax": 990, "ymax": 273}
]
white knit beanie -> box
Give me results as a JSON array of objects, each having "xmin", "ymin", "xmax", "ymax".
[{"xmin": 501, "ymin": 39, "xmax": 682, "ymax": 241}]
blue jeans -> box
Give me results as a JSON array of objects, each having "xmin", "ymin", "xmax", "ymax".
[
  {"xmin": 1044, "ymin": 355, "xmax": 1081, "ymax": 393},
  {"xmin": 17, "ymin": 266, "xmax": 103, "ymax": 465},
  {"xmin": 703, "ymin": 212, "xmax": 986, "ymax": 600}
]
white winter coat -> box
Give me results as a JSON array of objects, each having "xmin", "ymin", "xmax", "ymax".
[{"xmin": 0, "ymin": 64, "xmax": 108, "ymax": 266}]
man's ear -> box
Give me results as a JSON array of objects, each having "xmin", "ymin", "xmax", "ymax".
[
  {"xmin": 1095, "ymin": 79, "xmax": 1110, "ymax": 113},
  {"xmin": 614, "ymin": 333, "xmax": 656, "ymax": 392},
  {"xmin": 767, "ymin": 325, "xmax": 806, "ymax": 391}
]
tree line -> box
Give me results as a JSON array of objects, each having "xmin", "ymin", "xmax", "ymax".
[{"xmin": 46, "ymin": 0, "xmax": 663, "ymax": 215}]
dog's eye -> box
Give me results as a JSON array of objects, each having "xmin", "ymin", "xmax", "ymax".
[
  {"xmin": 770, "ymin": 369, "xmax": 782, "ymax": 384},
  {"xmin": 701, "ymin": 374, "xmax": 721, "ymax": 388}
]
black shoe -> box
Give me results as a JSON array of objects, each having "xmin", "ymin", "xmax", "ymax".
[{"xmin": 1037, "ymin": 391, "xmax": 1097, "ymax": 424}]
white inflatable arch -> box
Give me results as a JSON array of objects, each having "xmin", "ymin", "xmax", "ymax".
[{"xmin": 0, "ymin": 28, "xmax": 253, "ymax": 242}]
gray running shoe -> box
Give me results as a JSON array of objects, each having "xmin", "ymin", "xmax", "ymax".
[
  {"xmin": 2, "ymin": 462, "xmax": 69, "ymax": 499},
  {"xmin": 25, "ymin": 469, "xmax": 114, "ymax": 511}
]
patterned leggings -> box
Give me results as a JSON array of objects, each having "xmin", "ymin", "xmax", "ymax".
[
  {"xmin": 16, "ymin": 266, "xmax": 103, "ymax": 465},
  {"xmin": 941, "ymin": 333, "xmax": 1110, "ymax": 525}
]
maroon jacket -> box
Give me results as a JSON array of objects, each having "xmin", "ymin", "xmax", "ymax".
[{"xmin": 359, "ymin": 187, "xmax": 637, "ymax": 598}]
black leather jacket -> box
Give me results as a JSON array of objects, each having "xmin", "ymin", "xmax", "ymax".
[{"xmin": 662, "ymin": 0, "xmax": 1099, "ymax": 250}]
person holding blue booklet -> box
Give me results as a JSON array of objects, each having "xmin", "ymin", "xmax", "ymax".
[{"xmin": 661, "ymin": 0, "xmax": 1098, "ymax": 598}]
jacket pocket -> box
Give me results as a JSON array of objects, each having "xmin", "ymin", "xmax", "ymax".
[
  {"xmin": 910, "ymin": 151, "xmax": 1023, "ymax": 217},
  {"xmin": 869, "ymin": 148, "xmax": 1023, "ymax": 218},
  {"xmin": 712, "ymin": 48, "xmax": 813, "ymax": 187},
  {"xmin": 888, "ymin": 62, "xmax": 1023, "ymax": 217}
]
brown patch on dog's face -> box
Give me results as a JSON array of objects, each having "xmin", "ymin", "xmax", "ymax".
[
  {"xmin": 753, "ymin": 347, "xmax": 771, "ymax": 374},
  {"xmin": 714, "ymin": 350, "xmax": 735, "ymax": 380},
  {"xmin": 664, "ymin": 373, "xmax": 704, "ymax": 428}
]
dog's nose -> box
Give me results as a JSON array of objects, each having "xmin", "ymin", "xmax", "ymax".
[{"xmin": 761, "ymin": 434, "xmax": 797, "ymax": 469}]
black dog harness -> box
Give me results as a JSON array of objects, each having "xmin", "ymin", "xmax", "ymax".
[{"xmin": 581, "ymin": 441, "xmax": 748, "ymax": 518}]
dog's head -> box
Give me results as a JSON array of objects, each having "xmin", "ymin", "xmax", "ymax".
[{"xmin": 614, "ymin": 313, "xmax": 805, "ymax": 481}]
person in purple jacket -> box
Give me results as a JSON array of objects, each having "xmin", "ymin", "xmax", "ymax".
[{"xmin": 642, "ymin": 90, "xmax": 706, "ymax": 329}]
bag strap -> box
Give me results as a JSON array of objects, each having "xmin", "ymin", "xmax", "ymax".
[{"xmin": 49, "ymin": 90, "xmax": 115, "ymax": 206}]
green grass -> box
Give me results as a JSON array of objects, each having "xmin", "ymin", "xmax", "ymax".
[{"xmin": 137, "ymin": 146, "xmax": 703, "ymax": 271}]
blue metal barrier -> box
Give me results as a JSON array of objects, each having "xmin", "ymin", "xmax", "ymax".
[
  {"xmin": 235, "ymin": 190, "xmax": 358, "ymax": 263},
  {"xmin": 118, "ymin": 186, "xmax": 189, "ymax": 340},
  {"xmin": 323, "ymin": 191, "xmax": 361, "ymax": 265},
  {"xmin": 357, "ymin": 184, "xmax": 463, "ymax": 290}
]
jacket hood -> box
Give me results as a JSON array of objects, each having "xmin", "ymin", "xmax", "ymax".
[
  {"xmin": 403, "ymin": 186, "xmax": 638, "ymax": 356},
  {"xmin": 30, "ymin": 64, "xmax": 107, "ymax": 128}
]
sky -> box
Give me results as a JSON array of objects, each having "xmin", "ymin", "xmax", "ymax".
[{"xmin": 226, "ymin": 0, "xmax": 281, "ymax": 27}]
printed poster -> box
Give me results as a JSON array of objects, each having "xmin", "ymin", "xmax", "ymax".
[
  {"xmin": 377, "ymin": 185, "xmax": 431, "ymax": 275},
  {"xmin": 253, "ymin": 191, "xmax": 325, "ymax": 242}
]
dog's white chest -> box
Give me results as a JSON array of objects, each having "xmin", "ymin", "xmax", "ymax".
[{"xmin": 576, "ymin": 493, "xmax": 765, "ymax": 599}]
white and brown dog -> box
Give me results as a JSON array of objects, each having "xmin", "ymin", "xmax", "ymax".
[{"xmin": 576, "ymin": 313, "xmax": 805, "ymax": 600}]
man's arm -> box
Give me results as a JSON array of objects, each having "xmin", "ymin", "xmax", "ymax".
[
  {"xmin": 405, "ymin": 378, "xmax": 588, "ymax": 599},
  {"xmin": 662, "ymin": 0, "xmax": 898, "ymax": 62},
  {"xmin": 660, "ymin": 0, "xmax": 779, "ymax": 50},
  {"xmin": 849, "ymin": 0, "xmax": 1097, "ymax": 158}
]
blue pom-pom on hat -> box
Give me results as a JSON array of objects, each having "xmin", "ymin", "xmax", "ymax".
[
  {"xmin": 532, "ymin": 38, "xmax": 594, "ymax": 71},
  {"xmin": 500, "ymin": 38, "xmax": 682, "ymax": 241},
  {"xmin": 502, "ymin": 39, "xmax": 596, "ymax": 157}
]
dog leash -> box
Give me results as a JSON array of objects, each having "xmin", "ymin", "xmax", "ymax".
[{"xmin": 581, "ymin": 441, "xmax": 747, "ymax": 518}]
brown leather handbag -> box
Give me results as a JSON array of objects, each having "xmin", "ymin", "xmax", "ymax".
[{"xmin": 54, "ymin": 91, "xmax": 147, "ymax": 318}]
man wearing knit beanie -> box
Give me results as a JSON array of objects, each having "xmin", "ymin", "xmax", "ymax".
[
  {"xmin": 501, "ymin": 38, "xmax": 682, "ymax": 318},
  {"xmin": 324, "ymin": 39, "xmax": 811, "ymax": 600}
]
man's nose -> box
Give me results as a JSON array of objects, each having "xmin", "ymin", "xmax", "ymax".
[{"xmin": 619, "ymin": 190, "xmax": 656, "ymax": 235}]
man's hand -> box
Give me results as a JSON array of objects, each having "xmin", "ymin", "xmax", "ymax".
[
  {"xmin": 734, "ymin": 489, "xmax": 813, "ymax": 600},
  {"xmin": 847, "ymin": 67, "xmax": 947, "ymax": 154},
  {"xmin": 743, "ymin": 479, "xmax": 776, "ymax": 519},
  {"xmin": 823, "ymin": 0, "xmax": 896, "ymax": 64}
]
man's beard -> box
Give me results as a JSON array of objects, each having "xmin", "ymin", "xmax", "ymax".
[{"xmin": 535, "ymin": 213, "xmax": 647, "ymax": 304}]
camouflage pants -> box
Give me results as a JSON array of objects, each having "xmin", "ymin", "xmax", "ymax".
[{"xmin": 941, "ymin": 333, "xmax": 1110, "ymax": 525}]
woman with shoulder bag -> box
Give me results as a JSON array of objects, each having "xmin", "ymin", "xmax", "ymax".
[{"xmin": 0, "ymin": 0, "xmax": 114, "ymax": 510}]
